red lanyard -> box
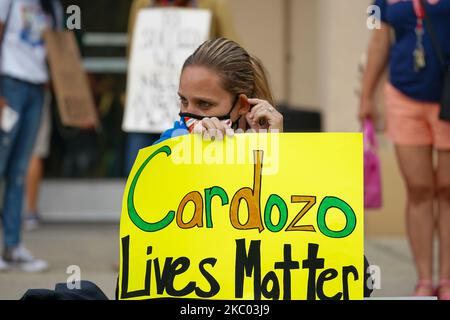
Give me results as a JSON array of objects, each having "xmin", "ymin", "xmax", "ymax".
[
  {"xmin": 412, "ymin": 0, "xmax": 427, "ymax": 72},
  {"xmin": 413, "ymin": 0, "xmax": 425, "ymax": 30}
]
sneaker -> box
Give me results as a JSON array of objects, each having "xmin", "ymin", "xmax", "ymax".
[
  {"xmin": 23, "ymin": 214, "xmax": 40, "ymax": 231},
  {"xmin": 0, "ymin": 257, "xmax": 10, "ymax": 272},
  {"xmin": 5, "ymin": 245, "xmax": 49, "ymax": 272}
]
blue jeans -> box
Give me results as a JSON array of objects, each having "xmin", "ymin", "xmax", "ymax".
[
  {"xmin": 0, "ymin": 76, "xmax": 44, "ymax": 249},
  {"xmin": 124, "ymin": 132, "xmax": 160, "ymax": 177}
]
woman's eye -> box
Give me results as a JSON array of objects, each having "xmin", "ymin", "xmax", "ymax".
[
  {"xmin": 179, "ymin": 98, "xmax": 188, "ymax": 107},
  {"xmin": 198, "ymin": 101, "xmax": 211, "ymax": 108}
]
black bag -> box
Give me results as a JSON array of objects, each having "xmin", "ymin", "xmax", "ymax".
[
  {"xmin": 421, "ymin": 0, "xmax": 450, "ymax": 121},
  {"xmin": 21, "ymin": 280, "xmax": 109, "ymax": 300}
]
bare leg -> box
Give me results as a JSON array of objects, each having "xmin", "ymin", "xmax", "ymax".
[
  {"xmin": 436, "ymin": 150, "xmax": 450, "ymax": 297},
  {"xmin": 25, "ymin": 155, "xmax": 43, "ymax": 215},
  {"xmin": 395, "ymin": 145, "xmax": 435, "ymax": 293}
]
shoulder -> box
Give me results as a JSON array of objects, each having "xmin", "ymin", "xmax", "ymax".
[
  {"xmin": 153, "ymin": 120, "xmax": 189, "ymax": 145},
  {"xmin": 371, "ymin": 0, "xmax": 390, "ymax": 24},
  {"xmin": 373, "ymin": 0, "xmax": 387, "ymax": 8},
  {"xmin": 373, "ymin": 0, "xmax": 386, "ymax": 5}
]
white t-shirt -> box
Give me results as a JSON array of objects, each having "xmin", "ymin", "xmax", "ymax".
[{"xmin": 0, "ymin": 0, "xmax": 63, "ymax": 84}]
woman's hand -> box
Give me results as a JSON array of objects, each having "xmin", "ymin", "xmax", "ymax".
[
  {"xmin": 246, "ymin": 98, "xmax": 283, "ymax": 132},
  {"xmin": 193, "ymin": 117, "xmax": 233, "ymax": 141},
  {"xmin": 359, "ymin": 96, "xmax": 375, "ymax": 124}
]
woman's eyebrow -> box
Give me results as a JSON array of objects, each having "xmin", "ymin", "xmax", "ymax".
[
  {"xmin": 178, "ymin": 93, "xmax": 217, "ymax": 104},
  {"xmin": 195, "ymin": 97, "xmax": 216, "ymax": 104}
]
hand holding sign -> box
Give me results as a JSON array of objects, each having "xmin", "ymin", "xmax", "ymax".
[{"xmin": 192, "ymin": 117, "xmax": 234, "ymax": 141}]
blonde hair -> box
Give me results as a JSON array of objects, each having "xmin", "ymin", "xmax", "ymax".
[{"xmin": 182, "ymin": 38, "xmax": 275, "ymax": 106}]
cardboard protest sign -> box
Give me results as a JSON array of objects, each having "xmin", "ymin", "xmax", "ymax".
[
  {"xmin": 122, "ymin": 8, "xmax": 212, "ymax": 133},
  {"xmin": 119, "ymin": 133, "xmax": 364, "ymax": 300},
  {"xmin": 44, "ymin": 30, "xmax": 98, "ymax": 128}
]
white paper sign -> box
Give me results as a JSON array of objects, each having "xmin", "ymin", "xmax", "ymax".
[{"xmin": 122, "ymin": 8, "xmax": 212, "ymax": 133}]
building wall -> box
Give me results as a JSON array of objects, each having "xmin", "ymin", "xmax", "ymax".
[
  {"xmin": 289, "ymin": 0, "xmax": 320, "ymax": 110},
  {"xmin": 228, "ymin": 0, "xmax": 286, "ymax": 104},
  {"xmin": 228, "ymin": 0, "xmax": 406, "ymax": 236}
]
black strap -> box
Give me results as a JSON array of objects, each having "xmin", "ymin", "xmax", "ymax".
[{"xmin": 420, "ymin": 0, "xmax": 447, "ymax": 67}]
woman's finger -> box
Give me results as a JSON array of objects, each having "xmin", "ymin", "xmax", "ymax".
[
  {"xmin": 210, "ymin": 117, "xmax": 225, "ymax": 141},
  {"xmin": 247, "ymin": 99, "xmax": 275, "ymax": 122},
  {"xmin": 247, "ymin": 104, "xmax": 283, "ymax": 132},
  {"xmin": 247, "ymin": 98, "xmax": 267, "ymax": 106},
  {"xmin": 201, "ymin": 118, "xmax": 216, "ymax": 140},
  {"xmin": 202, "ymin": 117, "xmax": 226, "ymax": 141},
  {"xmin": 252, "ymin": 108, "xmax": 273, "ymax": 129},
  {"xmin": 192, "ymin": 120, "xmax": 206, "ymax": 135}
]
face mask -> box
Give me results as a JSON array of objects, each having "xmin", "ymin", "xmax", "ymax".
[{"xmin": 179, "ymin": 95, "xmax": 240, "ymax": 133}]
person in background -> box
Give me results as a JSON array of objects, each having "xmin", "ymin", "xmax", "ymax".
[
  {"xmin": 0, "ymin": 0, "xmax": 63, "ymax": 272},
  {"xmin": 359, "ymin": 0, "xmax": 450, "ymax": 299},
  {"xmin": 123, "ymin": 0, "xmax": 240, "ymax": 176}
]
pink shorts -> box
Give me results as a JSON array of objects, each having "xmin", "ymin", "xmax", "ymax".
[{"xmin": 384, "ymin": 83, "xmax": 450, "ymax": 150}]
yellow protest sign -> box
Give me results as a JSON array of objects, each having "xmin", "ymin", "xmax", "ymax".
[{"xmin": 118, "ymin": 133, "xmax": 364, "ymax": 300}]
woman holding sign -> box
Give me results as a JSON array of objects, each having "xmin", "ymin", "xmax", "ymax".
[
  {"xmin": 148, "ymin": 37, "xmax": 373, "ymax": 298},
  {"xmin": 359, "ymin": 0, "xmax": 450, "ymax": 299},
  {"xmin": 154, "ymin": 37, "xmax": 284, "ymax": 144}
]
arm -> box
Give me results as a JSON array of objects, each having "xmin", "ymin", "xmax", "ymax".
[{"xmin": 359, "ymin": 22, "xmax": 391, "ymax": 123}]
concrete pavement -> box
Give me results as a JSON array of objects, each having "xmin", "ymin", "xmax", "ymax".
[
  {"xmin": 0, "ymin": 222, "xmax": 438, "ymax": 300},
  {"xmin": 0, "ymin": 223, "xmax": 119, "ymax": 300}
]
